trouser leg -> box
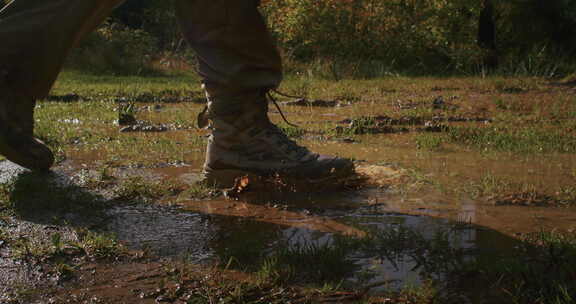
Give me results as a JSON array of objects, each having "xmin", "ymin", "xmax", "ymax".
[
  {"xmin": 175, "ymin": 0, "xmax": 283, "ymax": 131},
  {"xmin": 175, "ymin": 0, "xmax": 283, "ymax": 90},
  {"xmin": 0, "ymin": 0, "xmax": 123, "ymax": 170},
  {"xmin": 0, "ymin": 0, "xmax": 125, "ymax": 98},
  {"xmin": 175, "ymin": 1, "xmax": 354, "ymax": 187}
]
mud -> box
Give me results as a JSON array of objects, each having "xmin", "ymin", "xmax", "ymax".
[
  {"xmin": 1, "ymin": 154, "xmax": 574, "ymax": 302},
  {"xmin": 115, "ymin": 90, "xmax": 204, "ymax": 104},
  {"xmin": 282, "ymin": 98, "xmax": 346, "ymax": 107},
  {"xmin": 0, "ymin": 251, "xmax": 45, "ymax": 303},
  {"xmin": 2, "ymin": 80, "xmax": 576, "ymax": 302},
  {"xmin": 0, "ymin": 210, "xmax": 84, "ymax": 302},
  {"xmin": 46, "ymin": 94, "xmax": 83, "ymax": 102},
  {"xmin": 333, "ymin": 113, "xmax": 492, "ymax": 135}
]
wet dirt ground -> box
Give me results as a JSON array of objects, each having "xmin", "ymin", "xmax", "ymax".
[
  {"xmin": 2, "ymin": 156, "xmax": 574, "ymax": 302},
  {"xmin": 1, "ymin": 77, "xmax": 576, "ymax": 303}
]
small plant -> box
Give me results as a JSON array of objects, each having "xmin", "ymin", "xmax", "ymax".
[
  {"xmin": 415, "ymin": 134, "xmax": 444, "ymax": 151},
  {"xmin": 494, "ymin": 98, "xmax": 507, "ymax": 110},
  {"xmin": 118, "ymin": 102, "xmax": 137, "ymax": 126},
  {"xmin": 256, "ymin": 238, "xmax": 357, "ymax": 285},
  {"xmin": 474, "ymin": 230, "xmax": 576, "ymax": 304},
  {"xmin": 51, "ymin": 233, "xmax": 63, "ymax": 253},
  {"xmin": 336, "ymin": 116, "xmax": 377, "ymax": 136},
  {"xmin": 0, "ymin": 182, "xmax": 14, "ymax": 214},
  {"xmin": 278, "ymin": 124, "xmax": 305, "ymax": 138},
  {"xmin": 77, "ymin": 230, "xmax": 125, "ymax": 260},
  {"xmin": 53, "ymin": 263, "xmax": 75, "ymax": 282},
  {"xmin": 11, "ymin": 235, "xmax": 54, "ymax": 261},
  {"xmin": 558, "ymin": 186, "xmax": 576, "ymax": 205},
  {"xmin": 114, "ymin": 177, "xmax": 183, "ymax": 201},
  {"xmin": 177, "ymin": 182, "xmax": 216, "ymax": 200},
  {"xmin": 359, "ymin": 226, "xmax": 467, "ymax": 278},
  {"xmin": 447, "ymin": 125, "xmax": 576, "ymax": 154}
]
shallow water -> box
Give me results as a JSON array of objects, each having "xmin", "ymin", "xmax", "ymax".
[
  {"xmin": 95, "ymin": 179, "xmax": 523, "ymax": 291},
  {"xmin": 2, "ymin": 89, "xmax": 576, "ymax": 297},
  {"xmin": 69, "ymin": 146, "xmax": 573, "ymax": 291},
  {"xmin": 104, "ymin": 205, "xmax": 216, "ymax": 260}
]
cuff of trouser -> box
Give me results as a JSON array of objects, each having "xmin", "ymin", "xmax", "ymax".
[{"xmin": 202, "ymin": 83, "xmax": 271, "ymax": 100}]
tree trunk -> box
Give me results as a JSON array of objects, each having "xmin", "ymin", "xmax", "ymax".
[{"xmin": 478, "ymin": 0, "xmax": 498, "ymax": 70}]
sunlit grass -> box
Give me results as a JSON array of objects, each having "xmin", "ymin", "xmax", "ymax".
[
  {"xmin": 3, "ymin": 69, "xmax": 576, "ymax": 303},
  {"xmin": 447, "ymin": 125, "xmax": 576, "ymax": 154}
]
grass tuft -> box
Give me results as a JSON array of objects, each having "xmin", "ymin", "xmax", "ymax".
[{"xmin": 448, "ymin": 126, "xmax": 576, "ymax": 153}]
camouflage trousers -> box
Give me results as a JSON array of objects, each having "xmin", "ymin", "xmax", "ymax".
[{"xmin": 0, "ymin": 0, "xmax": 282, "ymax": 99}]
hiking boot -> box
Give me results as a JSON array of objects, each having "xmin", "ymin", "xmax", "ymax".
[
  {"xmin": 0, "ymin": 70, "xmax": 54, "ymax": 171},
  {"xmin": 200, "ymin": 84, "xmax": 354, "ymax": 187}
]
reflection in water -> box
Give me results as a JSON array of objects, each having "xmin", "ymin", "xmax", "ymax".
[
  {"xmin": 105, "ymin": 205, "xmax": 217, "ymax": 260},
  {"xmin": 0, "ymin": 160, "xmax": 548, "ymax": 292},
  {"xmin": 102, "ymin": 191, "xmax": 518, "ymax": 291},
  {"xmin": 459, "ymin": 198, "xmax": 477, "ymax": 224}
]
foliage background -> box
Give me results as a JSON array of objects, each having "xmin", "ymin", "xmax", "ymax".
[{"xmin": 61, "ymin": 0, "xmax": 576, "ymax": 77}]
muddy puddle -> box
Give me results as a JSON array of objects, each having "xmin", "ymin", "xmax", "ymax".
[
  {"xmin": 0, "ymin": 159, "xmax": 533, "ymax": 296},
  {"xmin": 64, "ymin": 147, "xmax": 574, "ymax": 293},
  {"xmin": 41, "ymin": 160, "xmax": 537, "ymax": 292},
  {"xmin": 3, "ymin": 87, "xmax": 576, "ymax": 301},
  {"xmin": 95, "ymin": 185, "xmax": 522, "ymax": 292}
]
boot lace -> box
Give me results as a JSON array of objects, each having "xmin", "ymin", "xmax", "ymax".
[
  {"xmin": 265, "ymin": 89, "xmax": 312, "ymax": 160},
  {"xmin": 266, "ymin": 89, "xmax": 299, "ymax": 128}
]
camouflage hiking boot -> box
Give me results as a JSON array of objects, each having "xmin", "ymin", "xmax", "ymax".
[
  {"xmin": 200, "ymin": 85, "xmax": 354, "ymax": 187},
  {"xmin": 0, "ymin": 70, "xmax": 54, "ymax": 171}
]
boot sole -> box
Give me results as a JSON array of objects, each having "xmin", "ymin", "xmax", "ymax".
[
  {"xmin": 203, "ymin": 164, "xmax": 356, "ymax": 190},
  {"xmin": 202, "ymin": 169, "xmax": 257, "ymax": 189}
]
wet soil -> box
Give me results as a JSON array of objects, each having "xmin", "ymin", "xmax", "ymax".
[
  {"xmin": 2, "ymin": 157, "xmax": 572, "ymax": 303},
  {"xmin": 2, "ymin": 78, "xmax": 576, "ymax": 303}
]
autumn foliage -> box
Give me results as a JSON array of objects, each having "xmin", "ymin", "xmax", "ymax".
[
  {"xmin": 65, "ymin": 0, "xmax": 576, "ymax": 76},
  {"xmin": 261, "ymin": 0, "xmax": 576, "ymax": 75},
  {"xmin": 262, "ymin": 0, "xmax": 483, "ymax": 71}
]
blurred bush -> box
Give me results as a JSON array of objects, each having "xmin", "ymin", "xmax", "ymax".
[
  {"xmin": 66, "ymin": 22, "xmax": 158, "ymax": 75},
  {"xmin": 61, "ymin": 0, "xmax": 576, "ymax": 77},
  {"xmin": 262, "ymin": 0, "xmax": 576, "ymax": 76},
  {"xmin": 262, "ymin": 0, "xmax": 483, "ymax": 74},
  {"xmin": 65, "ymin": 0, "xmax": 179, "ymax": 75}
]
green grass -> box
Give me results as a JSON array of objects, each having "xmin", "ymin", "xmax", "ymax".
[
  {"xmin": 255, "ymin": 238, "xmax": 357, "ymax": 285},
  {"xmin": 460, "ymin": 172, "xmax": 513, "ymax": 199},
  {"xmin": 2, "ymin": 71, "xmax": 576, "ymax": 303},
  {"xmin": 113, "ymin": 176, "xmax": 190, "ymax": 202},
  {"xmin": 277, "ymin": 124, "xmax": 306, "ymax": 138},
  {"xmin": 472, "ymin": 230, "xmax": 576, "ymax": 304},
  {"xmin": 34, "ymin": 99, "xmax": 206, "ymax": 167},
  {"xmin": 219, "ymin": 233, "xmax": 357, "ymax": 287},
  {"xmin": 415, "ymin": 134, "xmax": 444, "ymax": 151},
  {"xmin": 359, "ymin": 225, "xmax": 468, "ymax": 279},
  {"xmin": 7, "ymin": 228, "xmax": 125, "ymax": 263},
  {"xmin": 447, "ymin": 125, "xmax": 576, "ymax": 153},
  {"xmin": 76, "ymin": 229, "xmax": 126, "ymax": 260},
  {"xmin": 52, "ymin": 70, "xmax": 201, "ymax": 95}
]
